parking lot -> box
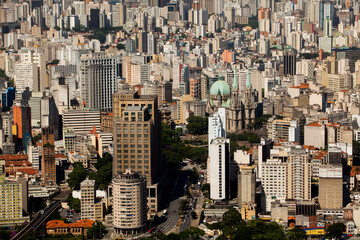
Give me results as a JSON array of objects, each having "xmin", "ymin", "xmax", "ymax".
[{"xmin": 59, "ymin": 208, "xmax": 80, "ymax": 223}]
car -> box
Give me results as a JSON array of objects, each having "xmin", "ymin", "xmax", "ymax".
[{"xmin": 148, "ymin": 227, "xmax": 156, "ymax": 233}]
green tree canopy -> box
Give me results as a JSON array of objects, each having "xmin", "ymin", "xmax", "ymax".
[
  {"xmin": 325, "ymin": 222, "xmax": 345, "ymax": 239},
  {"xmin": 67, "ymin": 162, "xmax": 87, "ymax": 190},
  {"xmin": 66, "ymin": 195, "xmax": 80, "ymax": 213},
  {"xmin": 186, "ymin": 116, "xmax": 208, "ymax": 135},
  {"xmin": 286, "ymin": 227, "xmax": 306, "ymax": 240},
  {"xmin": 86, "ymin": 221, "xmax": 107, "ymax": 239}
]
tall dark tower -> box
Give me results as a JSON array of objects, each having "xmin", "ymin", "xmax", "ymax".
[{"xmin": 283, "ymin": 49, "xmax": 297, "ymax": 76}]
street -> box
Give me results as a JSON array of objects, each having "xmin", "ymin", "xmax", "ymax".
[{"xmin": 157, "ymin": 166, "xmax": 192, "ymax": 233}]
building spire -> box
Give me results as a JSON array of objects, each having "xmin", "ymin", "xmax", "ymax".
[
  {"xmin": 246, "ymin": 68, "xmax": 251, "ymax": 89},
  {"xmin": 232, "ymin": 66, "xmax": 238, "ymax": 90}
]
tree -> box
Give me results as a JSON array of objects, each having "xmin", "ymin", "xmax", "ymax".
[
  {"xmin": 222, "ymin": 207, "xmax": 244, "ymax": 227},
  {"xmin": 67, "ymin": 162, "xmax": 87, "ymax": 190},
  {"xmin": 0, "ymin": 229, "xmax": 10, "ymax": 240},
  {"xmin": 116, "ymin": 43, "xmax": 125, "ymax": 50},
  {"xmin": 179, "ymin": 227, "xmax": 205, "ymax": 240},
  {"xmin": 86, "ymin": 221, "xmax": 107, "ymax": 239},
  {"xmin": 54, "ymin": 26, "xmax": 61, "ymax": 31},
  {"xmin": 186, "ymin": 116, "xmax": 208, "ymax": 135},
  {"xmin": 325, "ymin": 222, "xmax": 345, "ymax": 239},
  {"xmin": 66, "ymin": 195, "xmax": 81, "ymax": 213},
  {"xmin": 191, "ymin": 211, "xmax": 197, "ymax": 219},
  {"xmin": 286, "ymin": 227, "xmax": 306, "ymax": 240}
]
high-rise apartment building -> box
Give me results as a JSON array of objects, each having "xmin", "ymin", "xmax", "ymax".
[
  {"xmin": 209, "ymin": 138, "xmax": 230, "ymax": 201},
  {"xmin": 262, "ymin": 159, "xmax": 287, "ymax": 211},
  {"xmin": 0, "ymin": 181, "xmax": 29, "ymax": 226},
  {"xmin": 62, "ymin": 109, "xmax": 101, "ymax": 134},
  {"xmin": 80, "ymin": 53, "xmax": 119, "ymax": 110},
  {"xmin": 286, "ymin": 149, "xmax": 312, "ymax": 201},
  {"xmin": 112, "ymin": 169, "xmax": 147, "ymax": 236},
  {"xmin": 208, "ymin": 108, "xmax": 226, "ymax": 146},
  {"xmin": 42, "ymin": 127, "xmax": 56, "ymax": 185},
  {"xmin": 81, "ymin": 178, "xmax": 95, "ymax": 220},
  {"xmin": 319, "ymin": 165, "xmax": 343, "ymax": 209}
]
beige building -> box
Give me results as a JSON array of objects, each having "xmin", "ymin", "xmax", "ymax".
[
  {"xmin": 81, "ymin": 178, "xmax": 95, "ymax": 221},
  {"xmin": 319, "ymin": 165, "xmax": 343, "ymax": 209},
  {"xmin": 238, "ymin": 166, "xmax": 255, "ymax": 205},
  {"xmin": 267, "ymin": 118, "xmax": 300, "ymax": 143},
  {"xmin": 0, "ymin": 180, "xmax": 29, "ymax": 226},
  {"xmin": 304, "ymin": 121, "xmax": 326, "ymax": 148},
  {"xmin": 112, "ymin": 170, "xmax": 147, "ymax": 236},
  {"xmin": 286, "ymin": 149, "xmax": 312, "ymax": 201}
]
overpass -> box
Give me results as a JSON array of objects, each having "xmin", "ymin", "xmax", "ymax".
[{"xmin": 11, "ymin": 201, "xmax": 61, "ymax": 240}]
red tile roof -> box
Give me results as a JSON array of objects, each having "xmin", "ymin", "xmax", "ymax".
[
  {"xmin": 0, "ymin": 154, "xmax": 28, "ymax": 161},
  {"xmin": 306, "ymin": 121, "xmax": 322, "ymax": 127}
]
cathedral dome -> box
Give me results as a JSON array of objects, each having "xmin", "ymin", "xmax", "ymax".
[{"xmin": 209, "ymin": 77, "xmax": 231, "ymax": 97}]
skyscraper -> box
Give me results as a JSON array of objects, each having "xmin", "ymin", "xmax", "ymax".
[
  {"xmin": 112, "ymin": 169, "xmax": 147, "ymax": 236},
  {"xmin": 80, "ymin": 53, "xmax": 119, "ymax": 110},
  {"xmin": 42, "ymin": 127, "xmax": 56, "ymax": 185},
  {"xmin": 113, "ymin": 105, "xmax": 160, "ymax": 185},
  {"xmin": 13, "ymin": 104, "xmax": 31, "ymax": 149},
  {"xmin": 209, "ymin": 138, "xmax": 230, "ymax": 201},
  {"xmin": 208, "ymin": 108, "xmax": 226, "ymax": 146},
  {"xmin": 112, "ymin": 90, "xmax": 161, "ymax": 216},
  {"xmin": 283, "ymin": 49, "xmax": 297, "ymax": 76}
]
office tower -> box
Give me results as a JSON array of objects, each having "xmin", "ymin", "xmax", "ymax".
[
  {"xmin": 13, "ymin": 104, "xmax": 31, "ymax": 149},
  {"xmin": 1, "ymin": 87, "xmax": 16, "ymax": 110},
  {"xmin": 112, "ymin": 91, "xmax": 161, "ymax": 216},
  {"xmin": 238, "ymin": 166, "xmax": 256, "ymax": 204},
  {"xmin": 89, "ymin": 8, "xmax": 99, "ymax": 29},
  {"xmin": 112, "ymin": 169, "xmax": 147, "ymax": 236},
  {"xmin": 319, "ymin": 0, "xmax": 334, "ymax": 29},
  {"xmin": 62, "ymin": 109, "xmax": 101, "ymax": 134},
  {"xmin": 41, "ymin": 94, "xmax": 59, "ymax": 140},
  {"xmin": 113, "ymin": 106, "xmax": 159, "ymax": 184},
  {"xmin": 324, "ymin": 17, "xmax": 332, "ymax": 36},
  {"xmin": 137, "ymin": 31, "xmax": 148, "ymax": 53},
  {"xmin": 208, "ymin": 108, "xmax": 226, "ymax": 146},
  {"xmin": 319, "ymin": 165, "xmax": 343, "ymax": 209},
  {"xmin": 80, "ymin": 52, "xmax": 119, "ymax": 111},
  {"xmin": 287, "ymin": 148, "xmax": 311, "ymax": 201},
  {"xmin": 209, "ymin": 138, "xmax": 230, "ymax": 201},
  {"xmin": 81, "ymin": 178, "xmax": 95, "ymax": 220},
  {"xmin": 283, "ymin": 49, "xmax": 297, "ymax": 76},
  {"xmin": 28, "ymin": 92, "xmax": 43, "ymax": 127},
  {"xmin": 42, "ymin": 127, "xmax": 56, "ymax": 185},
  {"xmin": 147, "ymin": 32, "xmax": 157, "ymax": 55}
]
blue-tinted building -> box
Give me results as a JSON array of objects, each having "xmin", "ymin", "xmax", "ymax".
[{"xmin": 1, "ymin": 87, "xmax": 16, "ymax": 109}]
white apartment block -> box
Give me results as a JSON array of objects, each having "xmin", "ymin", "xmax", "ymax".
[{"xmin": 209, "ymin": 138, "xmax": 230, "ymax": 201}]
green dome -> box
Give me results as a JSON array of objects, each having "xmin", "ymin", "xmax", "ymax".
[{"xmin": 210, "ymin": 79, "xmax": 231, "ymax": 96}]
